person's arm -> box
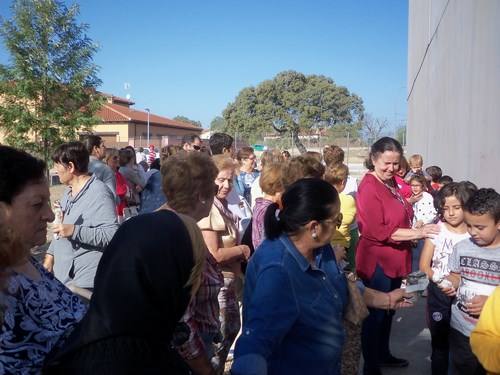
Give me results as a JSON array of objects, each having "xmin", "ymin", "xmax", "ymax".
[
  {"xmin": 358, "ymin": 181, "xmax": 438, "ymax": 244},
  {"xmin": 442, "ymin": 245, "xmax": 461, "ymax": 296},
  {"xmin": 442, "ymin": 272, "xmax": 460, "ymax": 296},
  {"xmin": 232, "ymin": 266, "xmax": 300, "ymax": 375},
  {"xmin": 176, "ymin": 292, "xmax": 216, "ymax": 375},
  {"xmin": 363, "ymin": 288, "xmax": 414, "ymax": 309},
  {"xmin": 43, "ymin": 253, "xmax": 54, "ymax": 272},
  {"xmin": 201, "ymin": 229, "xmax": 250, "ymax": 264},
  {"xmin": 390, "ymin": 225, "xmax": 440, "ymax": 242},
  {"xmin": 101, "ymin": 166, "xmax": 117, "ymax": 199},
  {"xmin": 419, "ymin": 238, "xmax": 436, "ymax": 279},
  {"xmin": 470, "ymin": 288, "xmax": 500, "ymax": 373},
  {"xmin": 124, "ymin": 167, "xmax": 146, "ymax": 188},
  {"xmin": 70, "ymin": 190, "xmax": 119, "ymax": 248},
  {"xmin": 467, "ymin": 295, "xmax": 490, "ymax": 316}
]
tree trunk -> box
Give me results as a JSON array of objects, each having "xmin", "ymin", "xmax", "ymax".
[
  {"xmin": 43, "ymin": 136, "xmax": 50, "ymax": 181},
  {"xmin": 291, "ymin": 129, "xmax": 307, "ymax": 154}
]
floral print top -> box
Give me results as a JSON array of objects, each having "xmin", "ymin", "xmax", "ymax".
[{"xmin": 0, "ymin": 258, "xmax": 87, "ymax": 374}]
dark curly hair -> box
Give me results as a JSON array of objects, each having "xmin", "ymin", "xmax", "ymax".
[
  {"xmin": 51, "ymin": 141, "xmax": 89, "ymax": 173},
  {"xmin": 209, "ymin": 133, "xmax": 233, "ymax": 155},
  {"xmin": 434, "ymin": 182, "xmax": 477, "ymax": 221},
  {"xmin": 0, "ymin": 146, "xmax": 46, "ymax": 204},
  {"xmin": 464, "ymin": 188, "xmax": 500, "ymax": 222}
]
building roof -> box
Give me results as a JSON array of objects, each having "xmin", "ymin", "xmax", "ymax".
[
  {"xmin": 97, "ymin": 103, "xmax": 202, "ymax": 132},
  {"xmin": 100, "ymin": 92, "xmax": 136, "ymax": 106}
]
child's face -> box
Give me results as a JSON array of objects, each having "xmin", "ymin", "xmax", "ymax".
[
  {"xmin": 465, "ymin": 211, "xmax": 500, "ymax": 247},
  {"xmin": 410, "ymin": 163, "xmax": 422, "ymax": 173},
  {"xmin": 442, "ymin": 195, "xmax": 465, "ymax": 227},
  {"xmin": 410, "ymin": 180, "xmax": 424, "ymax": 195}
]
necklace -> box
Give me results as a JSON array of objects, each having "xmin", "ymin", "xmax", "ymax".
[{"xmin": 373, "ymin": 173, "xmax": 413, "ymax": 228}]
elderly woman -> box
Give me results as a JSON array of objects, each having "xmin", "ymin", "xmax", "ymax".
[
  {"xmin": 43, "ymin": 142, "xmax": 118, "ymax": 292},
  {"xmin": 159, "ymin": 152, "xmax": 222, "ymax": 375},
  {"xmin": 234, "ymin": 146, "xmax": 259, "ymax": 205},
  {"xmin": 0, "ymin": 146, "xmax": 86, "ymax": 373},
  {"xmin": 232, "ymin": 178, "xmax": 347, "ymax": 374},
  {"xmin": 44, "ymin": 153, "xmax": 219, "ymax": 374},
  {"xmin": 356, "ymin": 137, "xmax": 439, "ymax": 375},
  {"xmin": 251, "ymin": 163, "xmax": 285, "ymax": 249},
  {"xmin": 198, "ymin": 155, "xmax": 251, "ymax": 373}
]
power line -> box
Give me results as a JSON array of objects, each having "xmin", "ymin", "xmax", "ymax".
[{"xmin": 407, "ymin": 0, "xmax": 451, "ymax": 101}]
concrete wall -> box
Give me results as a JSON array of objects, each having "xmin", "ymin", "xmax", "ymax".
[{"xmin": 407, "ymin": 0, "xmax": 500, "ymax": 191}]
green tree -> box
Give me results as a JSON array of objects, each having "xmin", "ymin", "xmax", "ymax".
[
  {"xmin": 395, "ymin": 124, "xmax": 407, "ymax": 146},
  {"xmin": 0, "ymin": 0, "xmax": 102, "ymax": 167},
  {"xmin": 222, "ymin": 70, "xmax": 364, "ymax": 153},
  {"xmin": 173, "ymin": 115, "xmax": 202, "ymax": 128},
  {"xmin": 209, "ymin": 116, "xmax": 227, "ymax": 132},
  {"xmin": 361, "ymin": 114, "xmax": 388, "ymax": 146}
]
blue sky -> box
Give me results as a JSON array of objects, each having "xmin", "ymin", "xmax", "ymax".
[{"xmin": 0, "ymin": 0, "xmax": 408, "ymax": 129}]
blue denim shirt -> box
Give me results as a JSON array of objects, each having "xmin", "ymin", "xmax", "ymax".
[
  {"xmin": 234, "ymin": 170, "xmax": 260, "ymax": 205},
  {"xmin": 232, "ymin": 235, "xmax": 348, "ymax": 375},
  {"xmin": 139, "ymin": 170, "xmax": 166, "ymax": 214}
]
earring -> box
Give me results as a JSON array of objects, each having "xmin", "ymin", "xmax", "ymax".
[{"xmin": 312, "ymin": 232, "xmax": 318, "ymax": 240}]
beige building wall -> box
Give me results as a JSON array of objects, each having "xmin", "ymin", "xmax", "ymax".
[
  {"xmin": 407, "ymin": 0, "xmax": 500, "ymax": 191},
  {"xmin": 92, "ymin": 123, "xmax": 129, "ymax": 143}
]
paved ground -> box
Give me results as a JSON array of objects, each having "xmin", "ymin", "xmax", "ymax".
[{"xmin": 370, "ymin": 296, "xmax": 432, "ymax": 375}]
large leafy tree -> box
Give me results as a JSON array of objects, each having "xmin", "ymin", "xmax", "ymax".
[
  {"xmin": 173, "ymin": 115, "xmax": 202, "ymax": 128},
  {"xmin": 0, "ymin": 0, "xmax": 102, "ymax": 166},
  {"xmin": 222, "ymin": 70, "xmax": 364, "ymax": 153},
  {"xmin": 209, "ymin": 116, "xmax": 227, "ymax": 132}
]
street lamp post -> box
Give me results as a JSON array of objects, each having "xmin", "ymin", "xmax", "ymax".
[{"xmin": 145, "ymin": 108, "xmax": 150, "ymax": 147}]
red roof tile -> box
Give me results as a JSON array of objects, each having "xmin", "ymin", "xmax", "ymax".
[{"xmin": 97, "ymin": 103, "xmax": 202, "ymax": 131}]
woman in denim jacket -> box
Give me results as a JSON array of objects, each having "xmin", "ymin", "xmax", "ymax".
[
  {"xmin": 232, "ymin": 178, "xmax": 347, "ymax": 375},
  {"xmin": 234, "ymin": 147, "xmax": 259, "ymax": 205}
]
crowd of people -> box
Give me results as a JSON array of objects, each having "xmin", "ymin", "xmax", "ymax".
[{"xmin": 0, "ymin": 133, "xmax": 499, "ymax": 375}]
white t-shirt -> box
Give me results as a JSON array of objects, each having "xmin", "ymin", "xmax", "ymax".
[
  {"xmin": 413, "ymin": 191, "xmax": 436, "ymax": 225},
  {"xmin": 344, "ymin": 175, "xmax": 358, "ymax": 197},
  {"xmin": 430, "ymin": 221, "xmax": 470, "ymax": 278}
]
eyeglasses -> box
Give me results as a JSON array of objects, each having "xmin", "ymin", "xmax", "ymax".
[
  {"xmin": 323, "ymin": 213, "xmax": 342, "ymax": 229},
  {"xmin": 193, "ymin": 145, "xmax": 201, "ymax": 151}
]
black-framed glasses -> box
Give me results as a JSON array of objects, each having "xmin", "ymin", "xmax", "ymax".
[{"xmin": 193, "ymin": 145, "xmax": 201, "ymax": 151}]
